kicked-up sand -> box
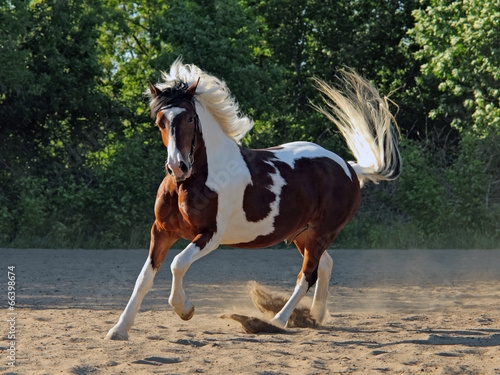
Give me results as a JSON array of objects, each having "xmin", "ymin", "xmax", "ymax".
[{"xmin": 1, "ymin": 248, "xmax": 500, "ymax": 374}]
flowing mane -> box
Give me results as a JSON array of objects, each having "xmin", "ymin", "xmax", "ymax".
[{"xmin": 150, "ymin": 59, "xmax": 254, "ymax": 143}]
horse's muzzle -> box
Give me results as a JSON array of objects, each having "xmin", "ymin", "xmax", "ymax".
[{"xmin": 166, "ymin": 160, "xmax": 192, "ymax": 182}]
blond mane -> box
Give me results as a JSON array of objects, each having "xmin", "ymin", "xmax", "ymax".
[{"xmin": 154, "ymin": 59, "xmax": 254, "ymax": 143}]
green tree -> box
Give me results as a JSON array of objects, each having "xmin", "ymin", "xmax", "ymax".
[
  {"xmin": 0, "ymin": 0, "xmax": 127, "ymax": 243},
  {"xmin": 155, "ymin": 0, "xmax": 279, "ymax": 118},
  {"xmin": 412, "ymin": 0, "xmax": 500, "ymax": 136},
  {"xmin": 0, "ymin": 0, "xmax": 32, "ymax": 96},
  {"xmin": 243, "ymin": 0, "xmax": 420, "ymax": 151},
  {"xmin": 0, "ymin": 0, "xmax": 124, "ymax": 181}
]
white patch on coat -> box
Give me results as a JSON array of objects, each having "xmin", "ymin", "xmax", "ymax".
[
  {"xmin": 195, "ymin": 106, "xmax": 285, "ymax": 245},
  {"xmin": 162, "ymin": 107, "xmax": 187, "ymax": 171},
  {"xmin": 162, "ymin": 106, "xmax": 186, "ymax": 124},
  {"xmin": 223, "ymin": 162, "xmax": 286, "ymax": 244},
  {"xmin": 271, "ymin": 141, "xmax": 352, "ymax": 180}
]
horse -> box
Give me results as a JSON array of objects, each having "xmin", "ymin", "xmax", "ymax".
[{"xmin": 105, "ymin": 60, "xmax": 401, "ymax": 340}]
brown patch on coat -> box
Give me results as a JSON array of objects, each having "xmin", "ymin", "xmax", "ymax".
[{"xmin": 240, "ymin": 148, "xmax": 278, "ymax": 222}]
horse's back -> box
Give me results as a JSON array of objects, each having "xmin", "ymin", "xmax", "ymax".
[{"xmin": 270, "ymin": 141, "xmax": 353, "ymax": 179}]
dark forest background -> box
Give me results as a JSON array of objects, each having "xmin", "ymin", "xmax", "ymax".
[{"xmin": 1, "ymin": 0, "xmax": 499, "ymax": 249}]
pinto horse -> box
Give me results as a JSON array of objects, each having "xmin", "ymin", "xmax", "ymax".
[{"xmin": 106, "ymin": 61, "xmax": 401, "ymax": 340}]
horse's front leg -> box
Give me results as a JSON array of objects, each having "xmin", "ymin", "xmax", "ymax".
[
  {"xmin": 169, "ymin": 231, "xmax": 220, "ymax": 320},
  {"xmin": 105, "ymin": 223, "xmax": 176, "ymax": 340}
]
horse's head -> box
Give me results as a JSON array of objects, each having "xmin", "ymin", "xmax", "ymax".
[{"xmin": 149, "ymin": 79, "xmax": 200, "ymax": 182}]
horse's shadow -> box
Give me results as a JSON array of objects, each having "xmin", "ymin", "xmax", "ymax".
[
  {"xmin": 379, "ymin": 329, "xmax": 500, "ymax": 348},
  {"xmin": 322, "ymin": 325, "xmax": 500, "ymax": 348}
]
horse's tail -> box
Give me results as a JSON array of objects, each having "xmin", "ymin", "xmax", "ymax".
[{"xmin": 312, "ymin": 69, "xmax": 402, "ymax": 187}]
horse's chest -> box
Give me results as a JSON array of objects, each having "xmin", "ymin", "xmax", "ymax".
[{"xmin": 176, "ymin": 184, "xmax": 218, "ymax": 231}]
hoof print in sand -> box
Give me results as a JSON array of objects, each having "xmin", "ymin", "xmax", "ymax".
[
  {"xmin": 251, "ymin": 286, "xmax": 318, "ymax": 328},
  {"xmin": 220, "ymin": 314, "xmax": 286, "ymax": 334}
]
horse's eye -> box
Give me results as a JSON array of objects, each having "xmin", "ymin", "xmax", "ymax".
[{"xmin": 188, "ymin": 117, "xmax": 194, "ymax": 123}]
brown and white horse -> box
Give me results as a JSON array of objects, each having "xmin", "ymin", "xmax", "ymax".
[{"xmin": 106, "ymin": 61, "xmax": 401, "ymax": 340}]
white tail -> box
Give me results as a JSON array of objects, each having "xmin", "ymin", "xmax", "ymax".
[{"xmin": 312, "ymin": 69, "xmax": 402, "ymax": 187}]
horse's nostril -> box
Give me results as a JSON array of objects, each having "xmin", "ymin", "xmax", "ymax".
[
  {"xmin": 166, "ymin": 165, "xmax": 174, "ymax": 175},
  {"xmin": 179, "ymin": 161, "xmax": 188, "ymax": 174}
]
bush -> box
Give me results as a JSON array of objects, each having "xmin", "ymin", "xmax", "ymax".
[
  {"xmin": 1, "ymin": 130, "xmax": 166, "ymax": 249},
  {"xmin": 394, "ymin": 136, "xmax": 499, "ymax": 247}
]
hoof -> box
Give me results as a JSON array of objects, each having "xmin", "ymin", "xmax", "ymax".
[
  {"xmin": 270, "ymin": 317, "xmax": 287, "ymax": 329},
  {"xmin": 180, "ymin": 305, "xmax": 195, "ymax": 320},
  {"xmin": 176, "ymin": 304, "xmax": 195, "ymax": 321},
  {"xmin": 105, "ymin": 329, "xmax": 129, "ymax": 341},
  {"xmin": 310, "ymin": 306, "xmax": 327, "ymax": 326}
]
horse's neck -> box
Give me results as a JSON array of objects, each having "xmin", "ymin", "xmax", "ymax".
[
  {"xmin": 198, "ymin": 106, "xmax": 239, "ymax": 159},
  {"xmin": 197, "ymin": 106, "xmax": 244, "ymax": 190}
]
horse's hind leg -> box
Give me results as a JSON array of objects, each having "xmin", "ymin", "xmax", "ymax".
[
  {"xmin": 105, "ymin": 224, "xmax": 175, "ymax": 340},
  {"xmin": 270, "ymin": 230, "xmax": 334, "ymax": 328},
  {"xmin": 311, "ymin": 251, "xmax": 333, "ymax": 324}
]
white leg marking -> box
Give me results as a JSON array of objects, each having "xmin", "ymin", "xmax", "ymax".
[
  {"xmin": 311, "ymin": 251, "xmax": 333, "ymax": 324},
  {"xmin": 105, "ymin": 258, "xmax": 156, "ymax": 340},
  {"xmin": 270, "ymin": 274, "xmax": 309, "ymax": 328},
  {"xmin": 169, "ymin": 243, "xmax": 197, "ymax": 319},
  {"xmin": 169, "ymin": 238, "xmax": 219, "ymax": 320}
]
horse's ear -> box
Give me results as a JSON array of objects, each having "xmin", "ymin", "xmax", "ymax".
[
  {"xmin": 186, "ymin": 78, "xmax": 200, "ymax": 98},
  {"xmin": 149, "ymin": 81, "xmax": 161, "ymax": 98}
]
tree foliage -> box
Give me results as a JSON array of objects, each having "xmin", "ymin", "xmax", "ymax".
[
  {"xmin": 412, "ymin": 0, "xmax": 500, "ymax": 136},
  {"xmin": 0, "ymin": 0, "xmax": 498, "ymax": 248},
  {"xmin": 1, "ymin": 0, "xmax": 125, "ymax": 180}
]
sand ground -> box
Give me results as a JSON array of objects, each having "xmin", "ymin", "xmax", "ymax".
[{"xmin": 1, "ymin": 248, "xmax": 500, "ymax": 374}]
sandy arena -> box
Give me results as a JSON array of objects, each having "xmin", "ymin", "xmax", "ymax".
[{"xmin": 1, "ymin": 248, "xmax": 500, "ymax": 374}]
